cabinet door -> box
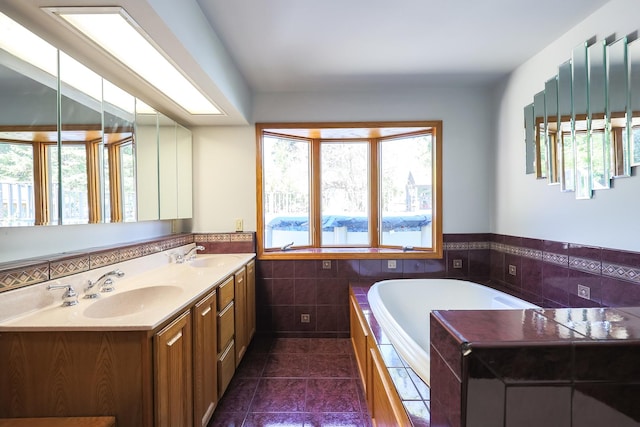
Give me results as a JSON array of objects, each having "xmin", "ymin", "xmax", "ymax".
[
  {"xmin": 154, "ymin": 310, "xmax": 193, "ymax": 427},
  {"xmin": 234, "ymin": 268, "xmax": 247, "ymax": 366},
  {"xmin": 193, "ymin": 291, "xmax": 217, "ymax": 427},
  {"xmin": 246, "ymin": 260, "xmax": 256, "ymax": 341},
  {"xmin": 368, "ymin": 345, "xmax": 411, "ymax": 427},
  {"xmin": 350, "ymin": 294, "xmax": 369, "ymax": 391}
]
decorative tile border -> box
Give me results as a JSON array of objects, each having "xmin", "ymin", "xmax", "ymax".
[
  {"xmin": 489, "ymin": 238, "xmax": 640, "ymax": 285},
  {"xmin": 50, "ymin": 256, "xmax": 89, "ymax": 279},
  {"xmin": 0, "ymin": 233, "xmax": 198, "ymax": 294},
  {"xmin": 444, "ymin": 241, "xmax": 490, "ymax": 251},
  {"xmin": 602, "ymin": 262, "xmax": 640, "ymax": 283},
  {"xmin": 0, "ymin": 264, "xmax": 50, "ymax": 292}
]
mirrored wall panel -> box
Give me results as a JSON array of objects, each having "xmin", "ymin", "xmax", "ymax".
[
  {"xmin": 524, "ymin": 34, "xmax": 640, "ymax": 199},
  {"xmin": 0, "ymin": 12, "xmax": 192, "ymax": 226}
]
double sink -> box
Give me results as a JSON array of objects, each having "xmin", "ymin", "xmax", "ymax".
[{"xmin": 0, "ymin": 253, "xmax": 253, "ymax": 331}]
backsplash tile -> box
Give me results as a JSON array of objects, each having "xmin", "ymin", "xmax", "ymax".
[
  {"xmin": 0, "ymin": 263, "xmax": 49, "ymax": 292},
  {"xmin": 49, "ymin": 255, "xmax": 89, "ymax": 279},
  {"xmin": 0, "ymin": 232, "xmax": 244, "ymax": 294}
]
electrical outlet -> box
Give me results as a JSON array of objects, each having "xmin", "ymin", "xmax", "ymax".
[
  {"xmin": 300, "ymin": 313, "xmax": 310, "ymax": 323},
  {"xmin": 322, "ymin": 260, "xmax": 331, "ymax": 270},
  {"xmin": 387, "ymin": 260, "xmax": 397, "ymax": 269},
  {"xmin": 508, "ymin": 264, "xmax": 517, "ymax": 276},
  {"xmin": 453, "ymin": 259, "xmax": 463, "ymax": 269},
  {"xmin": 234, "ymin": 218, "xmax": 243, "ymax": 232},
  {"xmin": 577, "ymin": 284, "xmax": 591, "ymax": 300}
]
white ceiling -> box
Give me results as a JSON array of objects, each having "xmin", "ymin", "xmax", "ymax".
[{"xmin": 196, "ymin": 0, "xmax": 611, "ymax": 92}]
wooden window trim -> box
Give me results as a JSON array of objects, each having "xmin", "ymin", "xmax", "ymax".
[{"xmin": 256, "ymin": 121, "xmax": 443, "ymax": 260}]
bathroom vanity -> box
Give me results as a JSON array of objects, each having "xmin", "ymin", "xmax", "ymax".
[{"xmin": 0, "ymin": 251, "xmax": 255, "ymax": 427}]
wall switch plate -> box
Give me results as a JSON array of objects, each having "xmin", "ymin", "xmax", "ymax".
[
  {"xmin": 453, "ymin": 259, "xmax": 463, "ymax": 269},
  {"xmin": 577, "ymin": 284, "xmax": 591, "ymax": 300},
  {"xmin": 234, "ymin": 218, "xmax": 243, "ymax": 232},
  {"xmin": 301, "ymin": 313, "xmax": 310, "ymax": 323},
  {"xmin": 387, "ymin": 260, "xmax": 397, "ymax": 269},
  {"xmin": 508, "ymin": 264, "xmax": 517, "ymax": 276},
  {"xmin": 322, "ymin": 260, "xmax": 331, "ymax": 269}
]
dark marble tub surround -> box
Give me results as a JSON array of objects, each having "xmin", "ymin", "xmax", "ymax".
[{"xmin": 430, "ymin": 306, "xmax": 640, "ymax": 427}]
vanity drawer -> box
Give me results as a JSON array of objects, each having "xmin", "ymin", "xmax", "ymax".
[
  {"xmin": 217, "ymin": 276, "xmax": 234, "ymax": 311},
  {"xmin": 217, "ymin": 301, "xmax": 234, "ymax": 351},
  {"xmin": 217, "ymin": 339, "xmax": 235, "ymax": 397}
]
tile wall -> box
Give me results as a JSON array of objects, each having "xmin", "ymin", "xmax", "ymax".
[
  {"xmin": 0, "ymin": 233, "xmax": 254, "ymax": 293},
  {"xmin": 4, "ymin": 230, "xmax": 640, "ymax": 336}
]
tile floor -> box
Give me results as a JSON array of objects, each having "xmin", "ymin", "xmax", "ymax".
[{"xmin": 207, "ymin": 336, "xmax": 373, "ymax": 427}]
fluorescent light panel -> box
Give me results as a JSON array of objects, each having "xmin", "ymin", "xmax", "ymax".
[{"xmin": 47, "ymin": 7, "xmax": 222, "ymax": 115}]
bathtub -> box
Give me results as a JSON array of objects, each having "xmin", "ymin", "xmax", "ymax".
[{"xmin": 367, "ymin": 278, "xmax": 538, "ymax": 385}]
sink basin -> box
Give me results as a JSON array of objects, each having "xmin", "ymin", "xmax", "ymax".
[
  {"xmin": 83, "ymin": 285, "xmax": 183, "ymax": 319},
  {"xmin": 188, "ymin": 255, "xmax": 243, "ymax": 269}
]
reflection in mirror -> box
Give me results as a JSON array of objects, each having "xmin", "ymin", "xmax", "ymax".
[
  {"xmin": 572, "ymin": 42, "xmax": 592, "ymax": 199},
  {"xmin": 135, "ymin": 101, "xmax": 159, "ymax": 221},
  {"xmin": 103, "ymin": 80, "xmax": 136, "ymax": 222},
  {"xmin": 558, "ymin": 60, "xmax": 575, "ymax": 192},
  {"xmin": 544, "ymin": 77, "xmax": 559, "ymax": 183},
  {"xmin": 59, "ymin": 52, "xmax": 103, "ymax": 224},
  {"xmin": 176, "ymin": 124, "xmax": 193, "ymax": 219},
  {"xmin": 628, "ymin": 39, "xmax": 640, "ymax": 166},
  {"xmin": 158, "ymin": 113, "xmax": 178, "ymax": 220},
  {"xmin": 607, "ymin": 37, "xmax": 629, "ymax": 177},
  {"xmin": 588, "ymin": 41, "xmax": 610, "ymax": 190},
  {"xmin": 524, "ymin": 103, "xmax": 535, "ymax": 174},
  {"xmin": 534, "ymin": 91, "xmax": 546, "ymax": 178},
  {"xmin": 0, "ymin": 13, "xmax": 58, "ymax": 226}
]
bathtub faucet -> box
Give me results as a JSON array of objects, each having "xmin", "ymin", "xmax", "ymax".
[{"xmin": 281, "ymin": 241, "xmax": 294, "ymax": 251}]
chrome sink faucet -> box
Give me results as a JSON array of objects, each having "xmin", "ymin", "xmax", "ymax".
[
  {"xmin": 85, "ymin": 269, "xmax": 125, "ymax": 299},
  {"xmin": 177, "ymin": 245, "xmax": 205, "ymax": 263},
  {"xmin": 47, "ymin": 284, "xmax": 79, "ymax": 307}
]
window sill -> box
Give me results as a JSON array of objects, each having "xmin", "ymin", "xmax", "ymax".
[{"xmin": 258, "ymin": 247, "xmax": 442, "ymax": 260}]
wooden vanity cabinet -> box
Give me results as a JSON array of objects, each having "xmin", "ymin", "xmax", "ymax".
[
  {"xmin": 193, "ymin": 290, "xmax": 218, "ymax": 427},
  {"xmin": 154, "ymin": 310, "xmax": 193, "ymax": 427},
  {"xmin": 0, "ymin": 258, "xmax": 256, "ymax": 427}
]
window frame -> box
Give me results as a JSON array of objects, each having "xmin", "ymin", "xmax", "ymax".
[{"xmin": 256, "ymin": 121, "xmax": 443, "ymax": 260}]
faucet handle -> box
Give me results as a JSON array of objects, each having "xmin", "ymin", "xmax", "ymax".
[
  {"xmin": 101, "ymin": 278, "xmax": 115, "ymax": 293},
  {"xmin": 47, "ymin": 284, "xmax": 79, "ymax": 307}
]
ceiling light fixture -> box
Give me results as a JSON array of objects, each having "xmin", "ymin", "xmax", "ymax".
[{"xmin": 44, "ymin": 7, "xmax": 223, "ymax": 115}]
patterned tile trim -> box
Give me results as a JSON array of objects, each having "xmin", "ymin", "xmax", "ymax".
[
  {"xmin": 50, "ymin": 256, "xmax": 89, "ymax": 279},
  {"xmin": 194, "ymin": 233, "xmax": 254, "ymax": 243},
  {"xmin": 490, "ymin": 239, "xmax": 640, "ymax": 285},
  {"xmin": 444, "ymin": 241, "xmax": 490, "ymax": 251},
  {"xmin": 569, "ymin": 257, "xmax": 602, "ymax": 275},
  {"xmin": 542, "ymin": 251, "xmax": 570, "ymax": 267},
  {"xmin": 0, "ymin": 233, "xmax": 199, "ymax": 294},
  {"xmin": 602, "ymin": 263, "xmax": 640, "ymax": 284},
  {"xmin": 0, "ymin": 264, "xmax": 49, "ymax": 291},
  {"xmin": 230, "ymin": 233, "xmax": 254, "ymax": 242}
]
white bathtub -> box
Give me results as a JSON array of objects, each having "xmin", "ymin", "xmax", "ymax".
[{"xmin": 367, "ymin": 278, "xmax": 538, "ymax": 385}]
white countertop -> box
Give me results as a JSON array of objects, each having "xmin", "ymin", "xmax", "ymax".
[{"xmin": 0, "ymin": 251, "xmax": 255, "ymax": 332}]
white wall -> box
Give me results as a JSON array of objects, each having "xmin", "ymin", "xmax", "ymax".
[
  {"xmin": 192, "ymin": 85, "xmax": 495, "ymax": 234},
  {"xmin": 493, "ymin": 0, "xmax": 640, "ymax": 251},
  {"xmin": 191, "ymin": 126, "xmax": 257, "ymax": 232}
]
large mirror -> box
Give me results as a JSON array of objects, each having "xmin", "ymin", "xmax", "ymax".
[
  {"xmin": 524, "ymin": 33, "xmax": 640, "ymax": 199},
  {"xmin": 0, "ymin": 12, "xmax": 191, "ymax": 226}
]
